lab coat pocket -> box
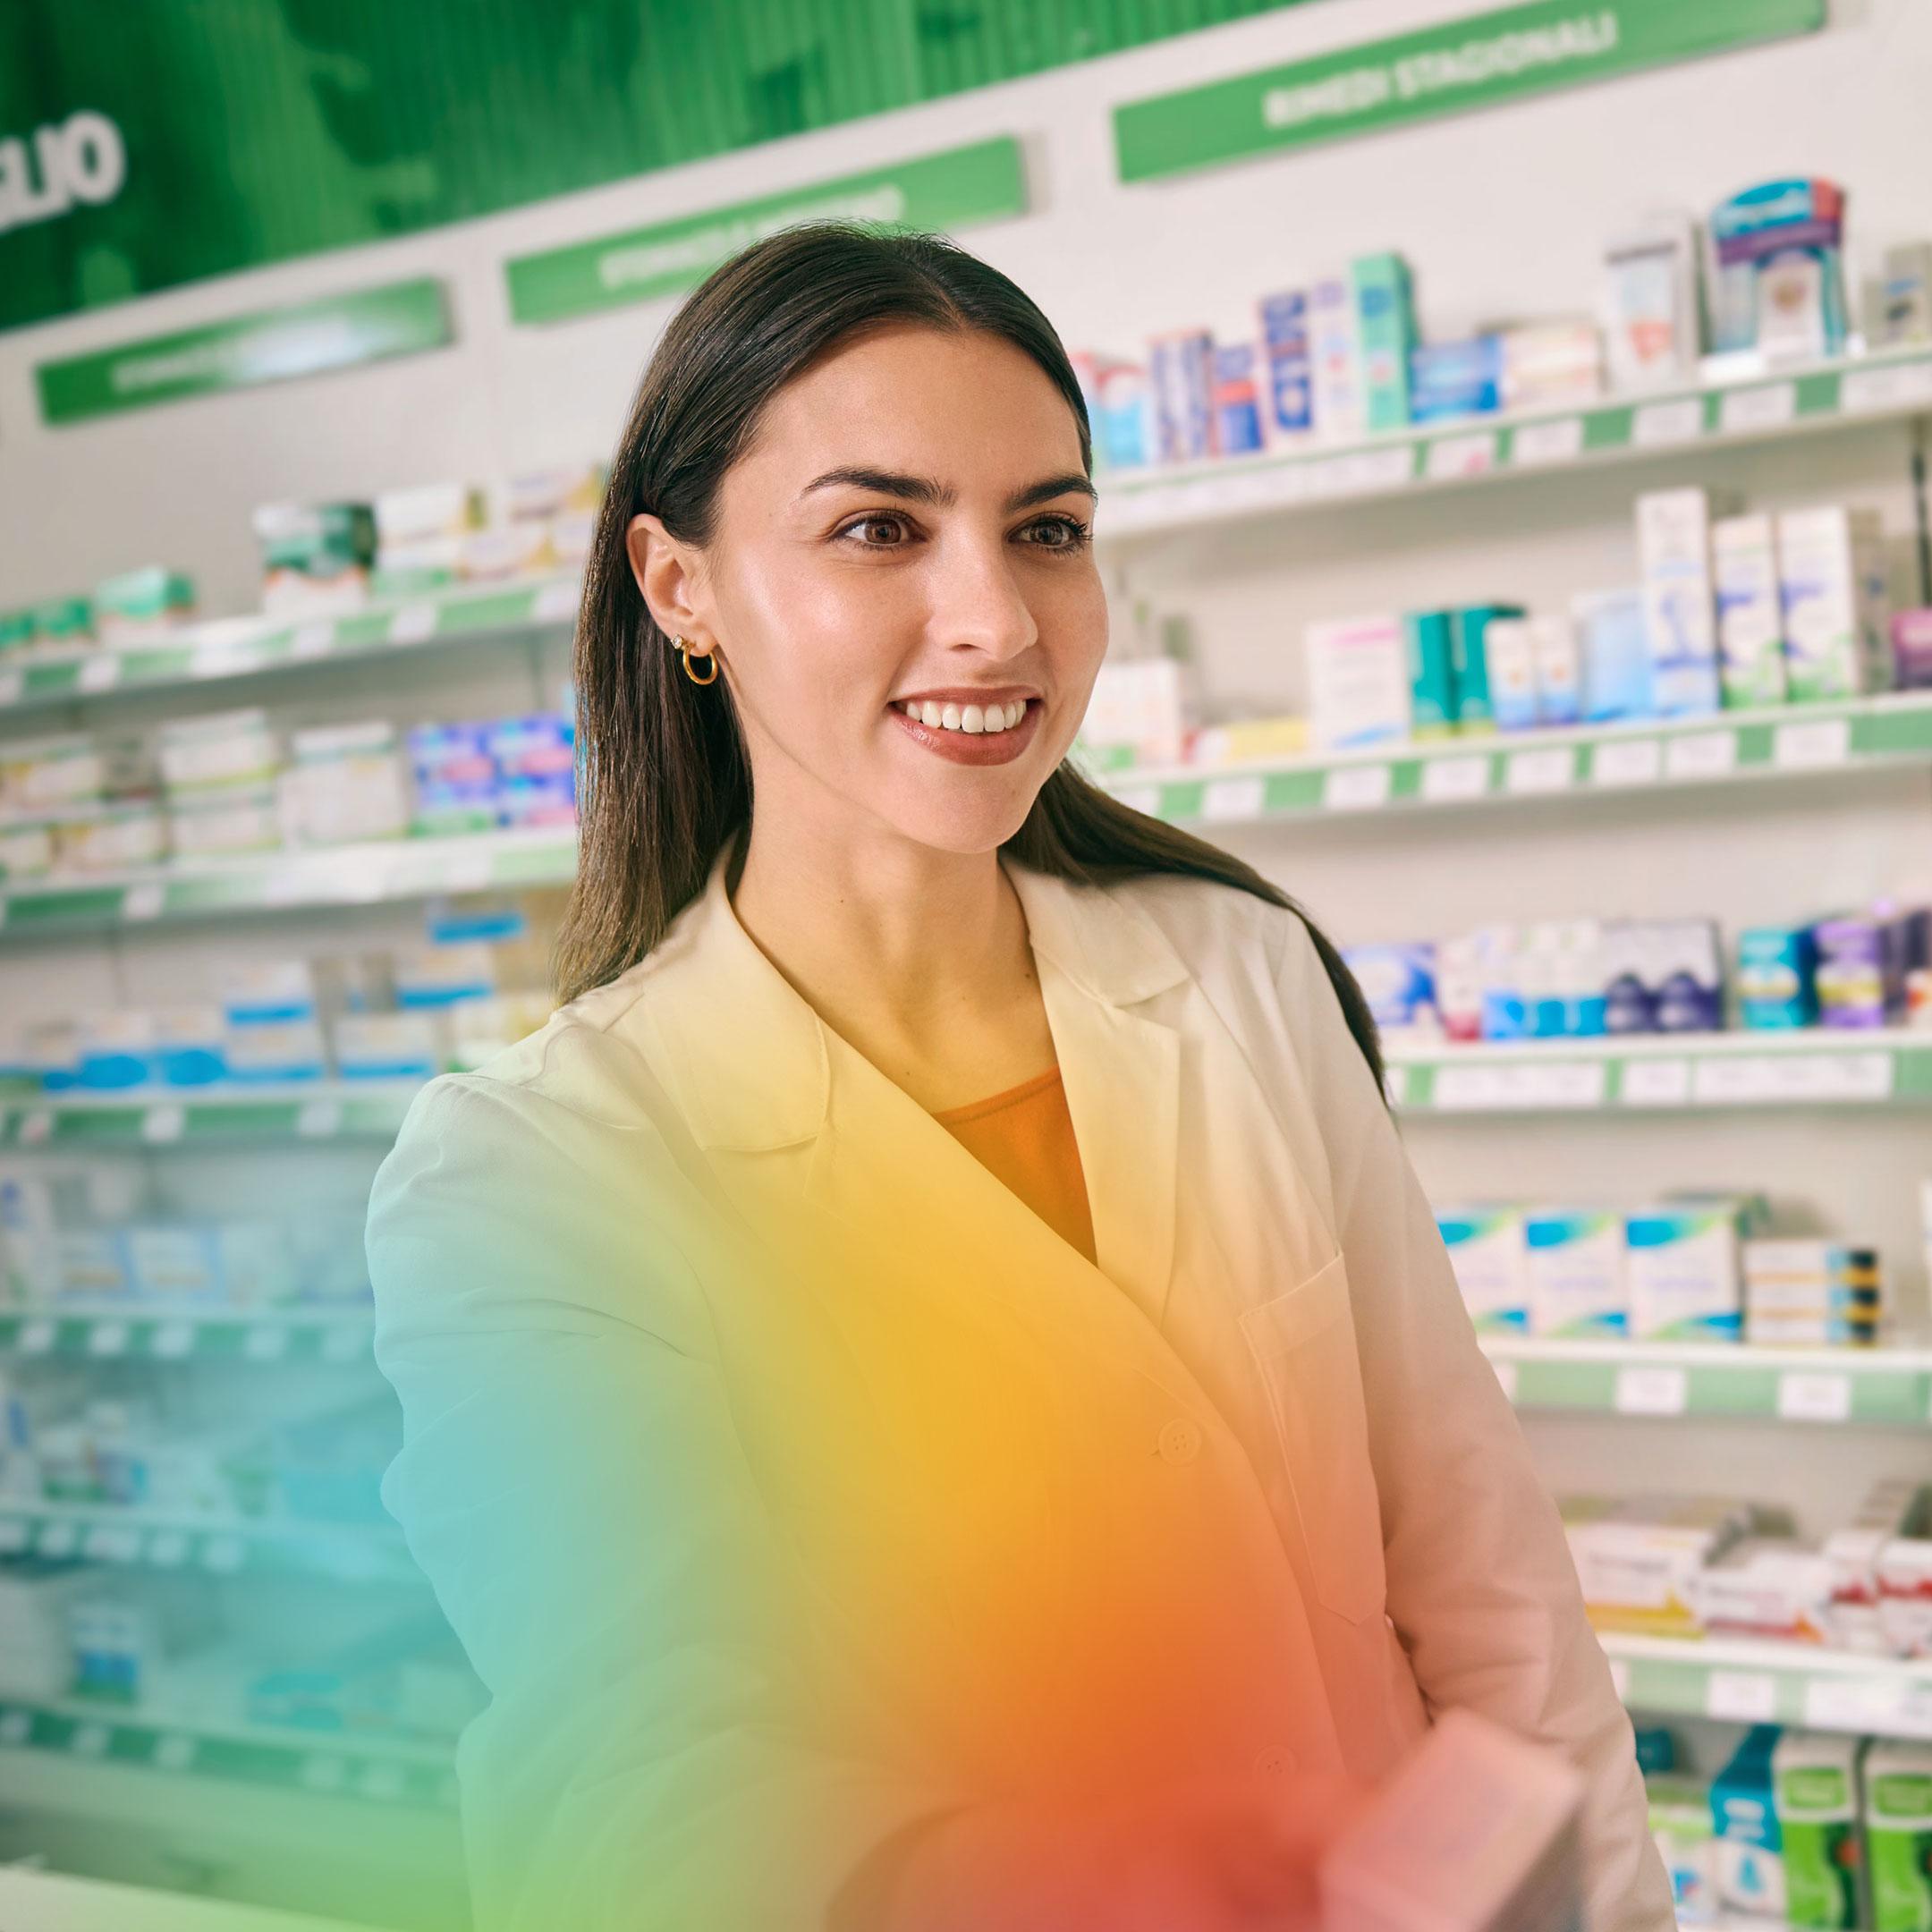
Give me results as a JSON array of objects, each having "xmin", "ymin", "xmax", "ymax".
[{"xmin": 1237, "ymin": 1252, "xmax": 1387, "ymax": 1626}]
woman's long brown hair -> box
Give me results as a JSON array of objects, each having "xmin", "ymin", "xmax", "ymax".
[{"xmin": 554, "ymin": 220, "xmax": 1383, "ymax": 1089}]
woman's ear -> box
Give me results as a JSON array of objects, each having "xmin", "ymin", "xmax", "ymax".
[{"xmin": 626, "ymin": 512, "xmax": 706, "ymax": 644}]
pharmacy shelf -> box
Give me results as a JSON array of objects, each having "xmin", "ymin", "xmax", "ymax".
[
  {"xmin": 1096, "ymin": 343, "xmax": 1932, "ymax": 540},
  {"xmin": 0, "ymin": 575, "xmax": 580, "ymax": 722},
  {"xmin": 0, "ymin": 1694, "xmax": 455, "ymax": 1810},
  {"xmin": 0, "ymin": 1501, "xmax": 417, "ymax": 1585},
  {"xmin": 0, "ymin": 1306, "xmax": 373, "ymax": 1365},
  {"xmin": 0, "ymin": 825, "xmax": 576, "ymax": 939},
  {"xmin": 1385, "ymin": 1030, "xmax": 1932, "ymax": 1114},
  {"xmin": 1482, "ymin": 1337, "xmax": 1932, "ymax": 1427},
  {"xmin": 1094, "ymin": 691, "xmax": 1932, "ymax": 827},
  {"xmin": 1601, "ymin": 1632, "xmax": 1932, "ymax": 1741},
  {"xmin": 0, "ymin": 1080, "xmax": 423, "ymax": 1147}
]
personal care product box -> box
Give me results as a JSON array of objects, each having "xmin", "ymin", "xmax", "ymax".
[
  {"xmin": 1257, "ymin": 292, "xmax": 1314, "ymax": 441},
  {"xmin": 332, "ymin": 1013, "xmax": 442, "ymax": 1080},
  {"xmin": 1436, "ymin": 1207, "xmax": 1530, "ymax": 1334},
  {"xmin": 1648, "ymin": 1775, "xmax": 1718, "ymax": 1923},
  {"xmin": 1743, "ymin": 1241, "xmax": 1882, "ymax": 1348},
  {"xmin": 1737, "ymin": 925, "xmax": 1818, "ymax": 1029},
  {"xmin": 1343, "ymin": 943, "xmax": 1437, "ymax": 1041},
  {"xmin": 1878, "ymin": 1536, "xmax": 1932, "ymax": 1659},
  {"xmin": 1093, "ymin": 360, "xmax": 1152, "ymax": 470},
  {"xmin": 1773, "ymin": 1732, "xmax": 1862, "ymax": 1929},
  {"xmin": 1305, "ymin": 614, "xmax": 1409, "ymax": 750},
  {"xmin": 220, "ymin": 961, "xmax": 317, "ymax": 1026},
  {"xmin": 1864, "ymin": 1741, "xmax": 1932, "ymax": 1931},
  {"xmin": 1823, "ymin": 1479, "xmax": 1928, "ymax": 1656},
  {"xmin": 1350, "ymin": 252, "xmax": 1415, "ymax": 433},
  {"xmin": 157, "ymin": 708, "xmax": 283, "ymax": 799},
  {"xmin": 1408, "ymin": 336, "xmax": 1502, "ymax": 423},
  {"xmin": 1148, "ymin": 330, "xmax": 1216, "ymax": 464},
  {"xmin": 1530, "ymin": 615, "xmax": 1581, "ymax": 727},
  {"xmin": 1651, "ymin": 919, "xmax": 1725, "ymax": 1033},
  {"xmin": 1308, "ymin": 275, "xmax": 1364, "ymax": 441},
  {"xmin": 90, "ymin": 568, "xmax": 195, "ymax": 647},
  {"xmin": 152, "ymin": 1008, "xmax": 226, "ymax": 1087},
  {"xmin": 1436, "ymin": 929, "xmax": 1498, "ymax": 1043},
  {"xmin": 1318, "ymin": 1708, "xmax": 1583, "ymax": 1932},
  {"xmin": 1695, "ymin": 1539, "xmax": 1835, "ymax": 1646},
  {"xmin": 1814, "ymin": 914, "xmax": 1899, "ymax": 1029},
  {"xmin": 1525, "ymin": 1209, "xmax": 1626, "ymax": 1338},
  {"xmin": 222, "ymin": 1018, "xmax": 328, "ymax": 1084},
  {"xmin": 1449, "ymin": 605, "xmax": 1525, "ymax": 733},
  {"xmin": 1637, "ymin": 488, "xmax": 1725, "ymax": 716},
  {"xmin": 1208, "ymin": 340, "xmax": 1267, "ymax": 457},
  {"xmin": 1709, "ymin": 178, "xmax": 1850, "ymax": 360},
  {"xmin": 252, "ymin": 503, "xmax": 376, "ymax": 618},
  {"xmin": 1778, "ymin": 506, "xmax": 1892, "ymax": 702},
  {"xmin": 1712, "ymin": 1724, "xmax": 1785, "ymax": 1918},
  {"xmin": 1562, "ymin": 1493, "xmax": 1750, "ymax": 1637},
  {"xmin": 460, "ymin": 522, "xmax": 552, "ymax": 582},
  {"xmin": 1625, "ymin": 1197, "xmax": 1750, "ymax": 1342},
  {"xmin": 1402, "ymin": 610, "xmax": 1457, "ymax": 737},
  {"xmin": 1864, "ymin": 243, "xmax": 1932, "ymax": 348},
  {"xmin": 284, "ymin": 721, "xmax": 411, "ymax": 846},
  {"xmin": 30, "ymin": 597, "xmax": 92, "ymax": 648},
  {"xmin": 123, "ymin": 1224, "xmax": 223, "ymax": 1301},
  {"xmin": 1498, "ymin": 321, "xmax": 1603, "ymax": 411},
  {"xmin": 1572, "ymin": 589, "xmax": 1652, "ymax": 722},
  {"xmin": 1482, "ymin": 618, "xmax": 1541, "ymax": 732},
  {"xmin": 1712, "ymin": 515, "xmax": 1788, "ymax": 708},
  {"xmin": 373, "ymin": 482, "xmax": 485, "ymax": 547},
  {"xmin": 1894, "ymin": 608, "xmax": 1932, "ymax": 691},
  {"xmin": 1081, "ymin": 657, "xmax": 1190, "ymax": 766},
  {"xmin": 1604, "ymin": 217, "xmax": 1702, "ymax": 390}
]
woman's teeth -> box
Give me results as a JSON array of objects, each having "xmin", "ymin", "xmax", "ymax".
[{"xmin": 897, "ymin": 699, "xmax": 1029, "ymax": 735}]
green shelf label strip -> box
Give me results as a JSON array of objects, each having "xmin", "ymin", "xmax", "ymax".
[
  {"xmin": 0, "ymin": 1702, "xmax": 456, "ymax": 1809},
  {"xmin": 1603, "ymin": 1640, "xmax": 1932, "ymax": 1741},
  {"xmin": 0, "ymin": 1507, "xmax": 414, "ymax": 1584},
  {"xmin": 0, "ymin": 1093, "xmax": 419, "ymax": 1145},
  {"xmin": 0, "ymin": 1312, "xmax": 373, "ymax": 1364}
]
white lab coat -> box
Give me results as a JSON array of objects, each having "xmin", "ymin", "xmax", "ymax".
[{"xmin": 366, "ymin": 835, "xmax": 1674, "ymax": 1932}]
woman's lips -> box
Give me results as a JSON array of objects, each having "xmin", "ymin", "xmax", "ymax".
[{"xmin": 888, "ymin": 698, "xmax": 1043, "ymax": 765}]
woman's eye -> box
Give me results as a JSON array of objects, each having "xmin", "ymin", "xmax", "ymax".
[
  {"xmin": 840, "ymin": 514, "xmax": 911, "ymax": 547},
  {"xmin": 1026, "ymin": 515, "xmax": 1092, "ymax": 552}
]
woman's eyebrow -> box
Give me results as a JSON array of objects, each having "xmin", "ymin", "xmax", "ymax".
[{"xmin": 797, "ymin": 466, "xmax": 1097, "ymax": 513}]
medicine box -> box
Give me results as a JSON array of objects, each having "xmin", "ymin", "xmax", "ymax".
[
  {"xmin": 1525, "ymin": 1209, "xmax": 1625, "ymax": 1338},
  {"xmin": 1450, "ymin": 605, "xmax": 1525, "ymax": 733},
  {"xmin": 1436, "ymin": 1207, "xmax": 1529, "ymax": 1334},
  {"xmin": 1403, "ymin": 610, "xmax": 1457, "ymax": 737},
  {"xmin": 1637, "ymin": 488, "xmax": 1725, "ymax": 716},
  {"xmin": 1625, "ymin": 1197, "xmax": 1750, "ymax": 1342},
  {"xmin": 1864, "ymin": 1741, "xmax": 1932, "ymax": 1932},
  {"xmin": 1778, "ymin": 506, "xmax": 1892, "ymax": 703},
  {"xmin": 1258, "ymin": 291, "xmax": 1314, "ymax": 439},
  {"xmin": 1350, "ymin": 252, "xmax": 1416, "ymax": 433},
  {"xmin": 1712, "ymin": 1724, "xmax": 1785, "ymax": 1917},
  {"xmin": 1773, "ymin": 1732, "xmax": 1861, "ymax": 1930},
  {"xmin": 1309, "ymin": 275, "xmax": 1363, "ymax": 441},
  {"xmin": 1306, "ymin": 614, "xmax": 1409, "ymax": 750},
  {"xmin": 1713, "ymin": 515, "xmax": 1788, "ymax": 708}
]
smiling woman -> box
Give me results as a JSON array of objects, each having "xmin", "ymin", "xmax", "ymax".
[{"xmin": 364, "ymin": 220, "xmax": 1674, "ymax": 1932}]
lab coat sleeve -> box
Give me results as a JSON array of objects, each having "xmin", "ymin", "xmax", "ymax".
[
  {"xmin": 366, "ymin": 1073, "xmax": 971, "ymax": 1932},
  {"xmin": 1271, "ymin": 917, "xmax": 1675, "ymax": 1932}
]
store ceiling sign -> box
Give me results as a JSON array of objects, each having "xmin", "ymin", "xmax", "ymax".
[
  {"xmin": 505, "ymin": 136, "xmax": 1027, "ymax": 326},
  {"xmin": 36, "ymin": 277, "xmax": 451, "ymax": 425},
  {"xmin": 1114, "ymin": 0, "xmax": 1826, "ymax": 180}
]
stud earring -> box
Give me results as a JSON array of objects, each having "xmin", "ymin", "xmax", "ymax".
[{"xmin": 672, "ymin": 634, "xmax": 718, "ymax": 686}]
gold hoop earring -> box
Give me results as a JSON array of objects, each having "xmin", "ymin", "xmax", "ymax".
[{"xmin": 672, "ymin": 635, "xmax": 718, "ymax": 686}]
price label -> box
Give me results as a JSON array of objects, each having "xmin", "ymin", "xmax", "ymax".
[
  {"xmin": 1614, "ymin": 1365, "xmax": 1688, "ymax": 1416},
  {"xmin": 1773, "ymin": 717, "xmax": 1851, "ymax": 770},
  {"xmin": 1664, "ymin": 731, "xmax": 1737, "ymax": 781},
  {"xmin": 387, "ymin": 602, "xmax": 437, "ymax": 645},
  {"xmin": 243, "ymin": 1326, "xmax": 289, "ymax": 1362},
  {"xmin": 1841, "ymin": 360, "xmax": 1932, "ymax": 414},
  {"xmin": 86, "ymin": 1321, "xmax": 130, "ymax": 1358},
  {"xmin": 83, "ymin": 1525, "xmax": 140, "ymax": 1563},
  {"xmin": 150, "ymin": 1322, "xmax": 194, "ymax": 1360},
  {"xmin": 0, "ymin": 1711, "xmax": 30, "ymax": 1747},
  {"xmin": 534, "ymin": 579, "xmax": 581, "ymax": 623},
  {"xmin": 292, "ymin": 622, "xmax": 335, "ymax": 660},
  {"xmin": 1202, "ymin": 774, "xmax": 1267, "ymax": 822},
  {"xmin": 69, "ymin": 1722, "xmax": 111, "ymax": 1758},
  {"xmin": 1632, "ymin": 397, "xmax": 1704, "ymax": 446},
  {"xmin": 1321, "ymin": 764, "xmax": 1392, "ymax": 812},
  {"xmin": 19, "ymin": 1319, "xmax": 55, "ymax": 1355},
  {"xmin": 1504, "ymin": 746, "xmax": 1576, "ymax": 795},
  {"xmin": 1420, "ymin": 755, "xmax": 1490, "ymax": 803},
  {"xmin": 17, "ymin": 1111, "xmax": 53, "ymax": 1148},
  {"xmin": 1344, "ymin": 445, "xmax": 1417, "ymax": 494},
  {"xmin": 1425, "ymin": 431, "xmax": 1498, "ymax": 481},
  {"xmin": 1706, "ymin": 1671, "xmax": 1780, "ymax": 1723},
  {"xmin": 1114, "ymin": 784, "xmax": 1161, "ymax": 818},
  {"xmin": 38, "ymin": 1522, "xmax": 78, "ymax": 1558},
  {"xmin": 141, "ymin": 1105, "xmax": 185, "ymax": 1145},
  {"xmin": 1591, "ymin": 738, "xmax": 1662, "ymax": 788},
  {"xmin": 296, "ymin": 1100, "xmax": 343, "ymax": 1139},
  {"xmin": 1511, "ymin": 417, "xmax": 1584, "ymax": 467},
  {"xmin": 1720, "ymin": 381, "xmax": 1798, "ymax": 434},
  {"xmin": 147, "ymin": 1531, "xmax": 189, "ymax": 1567},
  {"xmin": 77, "ymin": 656, "xmax": 120, "ymax": 695},
  {"xmin": 1778, "ymin": 1371, "xmax": 1852, "ymax": 1422},
  {"xmin": 1619, "ymin": 1057, "xmax": 1690, "ymax": 1106},
  {"xmin": 122, "ymin": 880, "xmax": 166, "ymax": 921},
  {"xmin": 153, "ymin": 1733, "xmax": 197, "ymax": 1773}
]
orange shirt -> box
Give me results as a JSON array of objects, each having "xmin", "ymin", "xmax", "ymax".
[{"xmin": 930, "ymin": 1064, "xmax": 1097, "ymax": 1266}]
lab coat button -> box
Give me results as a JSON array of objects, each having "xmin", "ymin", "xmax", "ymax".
[
  {"xmin": 1253, "ymin": 1745, "xmax": 1295, "ymax": 1779},
  {"xmin": 1156, "ymin": 1418, "xmax": 1200, "ymax": 1465}
]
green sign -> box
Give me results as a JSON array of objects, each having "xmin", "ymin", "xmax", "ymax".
[
  {"xmin": 505, "ymin": 137, "xmax": 1027, "ymax": 325},
  {"xmin": 1114, "ymin": 0, "xmax": 1826, "ymax": 180},
  {"xmin": 35, "ymin": 278, "xmax": 451, "ymax": 424},
  {"xmin": 2, "ymin": 2, "xmax": 1315, "ymax": 332}
]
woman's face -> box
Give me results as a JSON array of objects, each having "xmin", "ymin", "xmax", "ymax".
[{"xmin": 630, "ymin": 323, "xmax": 1108, "ymax": 858}]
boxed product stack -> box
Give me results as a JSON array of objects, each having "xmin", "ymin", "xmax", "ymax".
[
  {"xmin": 157, "ymin": 708, "xmax": 286, "ymax": 860},
  {"xmin": 0, "ymin": 733, "xmax": 162, "ymax": 878},
  {"xmin": 1561, "ymin": 1493, "xmax": 1755, "ymax": 1638},
  {"xmin": 252, "ymin": 503, "xmax": 377, "ymax": 617},
  {"xmin": 90, "ymin": 568, "xmax": 196, "ymax": 647},
  {"xmin": 1744, "ymin": 1241, "xmax": 1885, "ymax": 1347},
  {"xmin": 281, "ymin": 721, "xmax": 411, "ymax": 846}
]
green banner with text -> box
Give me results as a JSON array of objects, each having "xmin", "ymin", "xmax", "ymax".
[
  {"xmin": 1114, "ymin": 0, "xmax": 1826, "ymax": 181},
  {"xmin": 505, "ymin": 137, "xmax": 1027, "ymax": 325},
  {"xmin": 35, "ymin": 278, "xmax": 452, "ymax": 424}
]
